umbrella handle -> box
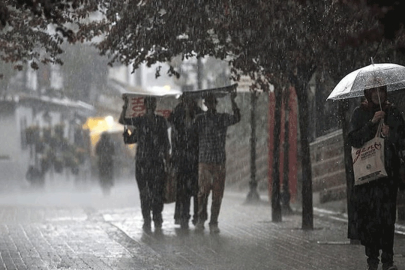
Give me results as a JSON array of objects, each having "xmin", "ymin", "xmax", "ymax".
[{"xmin": 377, "ymin": 89, "xmax": 383, "ymax": 111}]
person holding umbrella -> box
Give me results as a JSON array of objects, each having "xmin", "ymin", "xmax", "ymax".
[
  {"xmin": 193, "ymin": 91, "xmax": 241, "ymax": 234},
  {"xmin": 119, "ymin": 96, "xmax": 170, "ymax": 232},
  {"xmin": 168, "ymin": 95, "xmax": 203, "ymax": 229},
  {"xmin": 347, "ymin": 82, "xmax": 405, "ymax": 270}
]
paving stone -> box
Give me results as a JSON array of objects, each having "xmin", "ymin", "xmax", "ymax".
[{"xmin": 0, "ymin": 185, "xmax": 403, "ymax": 269}]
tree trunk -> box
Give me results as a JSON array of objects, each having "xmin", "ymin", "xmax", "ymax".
[
  {"xmin": 281, "ymin": 88, "xmax": 292, "ymax": 214},
  {"xmin": 272, "ymin": 86, "xmax": 283, "ymax": 222},
  {"xmin": 339, "ymin": 100, "xmax": 359, "ymax": 241},
  {"xmin": 295, "ymin": 80, "xmax": 314, "ymax": 230}
]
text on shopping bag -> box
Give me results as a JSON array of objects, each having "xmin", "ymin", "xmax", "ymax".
[{"xmin": 125, "ymin": 96, "xmax": 171, "ymax": 118}]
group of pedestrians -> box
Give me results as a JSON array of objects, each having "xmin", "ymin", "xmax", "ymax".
[
  {"xmin": 102, "ymin": 80, "xmax": 405, "ymax": 268},
  {"xmin": 119, "ymin": 92, "xmax": 240, "ymax": 234}
]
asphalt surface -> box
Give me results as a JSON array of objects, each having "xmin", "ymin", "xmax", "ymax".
[{"xmin": 0, "ymin": 181, "xmax": 405, "ymax": 270}]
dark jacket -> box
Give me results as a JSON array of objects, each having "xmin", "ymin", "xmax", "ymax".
[
  {"xmin": 347, "ymin": 100, "xmax": 405, "ymax": 245},
  {"xmin": 95, "ymin": 133, "xmax": 115, "ymax": 181},
  {"xmin": 168, "ymin": 102, "xmax": 203, "ymax": 172},
  {"xmin": 121, "ymin": 114, "xmax": 170, "ymax": 161}
]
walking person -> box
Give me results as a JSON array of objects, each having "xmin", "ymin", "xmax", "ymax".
[
  {"xmin": 194, "ymin": 91, "xmax": 241, "ymax": 234},
  {"xmin": 119, "ymin": 96, "xmax": 170, "ymax": 232},
  {"xmin": 95, "ymin": 132, "xmax": 115, "ymax": 196},
  {"xmin": 347, "ymin": 85, "xmax": 405, "ymax": 270},
  {"xmin": 168, "ymin": 95, "xmax": 203, "ymax": 229}
]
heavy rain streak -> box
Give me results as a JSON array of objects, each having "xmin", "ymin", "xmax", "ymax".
[{"xmin": 1, "ymin": 1, "xmax": 405, "ymax": 269}]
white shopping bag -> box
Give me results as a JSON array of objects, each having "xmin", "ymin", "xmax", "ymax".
[{"xmin": 352, "ymin": 120, "xmax": 388, "ymax": 185}]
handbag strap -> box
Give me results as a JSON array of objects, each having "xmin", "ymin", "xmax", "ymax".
[
  {"xmin": 398, "ymin": 145, "xmax": 405, "ymax": 160},
  {"xmin": 375, "ymin": 119, "xmax": 384, "ymax": 138}
]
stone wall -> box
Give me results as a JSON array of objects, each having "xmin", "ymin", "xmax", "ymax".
[
  {"xmin": 310, "ymin": 129, "xmax": 347, "ymax": 203},
  {"xmin": 310, "ymin": 127, "xmax": 405, "ymax": 220}
]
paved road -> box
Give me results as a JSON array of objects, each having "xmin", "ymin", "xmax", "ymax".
[{"xmin": 0, "ymin": 182, "xmax": 404, "ymax": 270}]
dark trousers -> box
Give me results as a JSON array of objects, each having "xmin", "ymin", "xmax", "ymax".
[
  {"xmin": 98, "ymin": 160, "xmax": 113, "ymax": 185},
  {"xmin": 365, "ymin": 225, "xmax": 395, "ymax": 267},
  {"xmin": 135, "ymin": 158, "xmax": 165, "ymax": 224},
  {"xmin": 174, "ymin": 169, "xmax": 198, "ymax": 224}
]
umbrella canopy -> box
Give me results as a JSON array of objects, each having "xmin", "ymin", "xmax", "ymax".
[
  {"xmin": 181, "ymin": 83, "xmax": 238, "ymax": 99},
  {"xmin": 121, "ymin": 83, "xmax": 238, "ymax": 119},
  {"xmin": 122, "ymin": 86, "xmax": 182, "ymax": 98},
  {"xmin": 327, "ymin": 63, "xmax": 405, "ymax": 100}
]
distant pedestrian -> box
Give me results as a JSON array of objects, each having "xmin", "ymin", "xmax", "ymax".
[
  {"xmin": 119, "ymin": 96, "xmax": 170, "ymax": 232},
  {"xmin": 348, "ymin": 86, "xmax": 405, "ymax": 270},
  {"xmin": 95, "ymin": 132, "xmax": 115, "ymax": 195},
  {"xmin": 168, "ymin": 95, "xmax": 203, "ymax": 229},
  {"xmin": 194, "ymin": 92, "xmax": 241, "ymax": 234}
]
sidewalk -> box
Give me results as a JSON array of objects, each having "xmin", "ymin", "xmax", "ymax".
[
  {"xmin": 100, "ymin": 188, "xmax": 405, "ymax": 270},
  {"xmin": 313, "ymin": 190, "xmax": 405, "ymax": 236},
  {"xmin": 0, "ymin": 184, "xmax": 404, "ymax": 270}
]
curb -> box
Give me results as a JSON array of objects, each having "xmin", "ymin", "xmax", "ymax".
[
  {"xmin": 225, "ymin": 189, "xmax": 405, "ymax": 235},
  {"xmin": 314, "ymin": 206, "xmax": 405, "ymax": 236}
]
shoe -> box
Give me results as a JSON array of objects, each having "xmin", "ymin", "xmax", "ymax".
[
  {"xmin": 154, "ymin": 214, "xmax": 163, "ymax": 230},
  {"xmin": 142, "ymin": 221, "xmax": 151, "ymax": 232},
  {"xmin": 180, "ymin": 220, "xmax": 189, "ymax": 230},
  {"xmin": 383, "ymin": 264, "xmax": 398, "ymax": 270},
  {"xmin": 154, "ymin": 221, "xmax": 162, "ymax": 230},
  {"xmin": 209, "ymin": 224, "xmax": 220, "ymax": 234},
  {"xmin": 366, "ymin": 265, "xmax": 378, "ymax": 270},
  {"xmin": 366, "ymin": 264, "xmax": 378, "ymax": 270},
  {"xmin": 195, "ymin": 222, "xmax": 204, "ymax": 233}
]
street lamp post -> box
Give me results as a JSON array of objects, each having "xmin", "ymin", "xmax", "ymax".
[{"xmin": 246, "ymin": 91, "xmax": 261, "ymax": 203}]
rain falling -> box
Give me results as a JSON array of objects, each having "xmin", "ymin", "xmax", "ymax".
[{"xmin": 1, "ymin": 1, "xmax": 405, "ymax": 269}]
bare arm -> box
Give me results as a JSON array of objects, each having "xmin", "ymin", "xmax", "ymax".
[
  {"xmin": 119, "ymin": 97, "xmax": 132, "ymax": 125},
  {"xmin": 230, "ymin": 91, "xmax": 241, "ymax": 123}
]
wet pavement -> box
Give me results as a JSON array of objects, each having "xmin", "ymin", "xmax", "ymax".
[{"xmin": 0, "ymin": 182, "xmax": 405, "ymax": 270}]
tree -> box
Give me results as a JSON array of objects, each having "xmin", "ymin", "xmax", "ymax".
[
  {"xmin": 0, "ymin": 0, "xmax": 102, "ymax": 71},
  {"xmin": 1, "ymin": 0, "xmax": 403, "ymax": 230},
  {"xmin": 76, "ymin": 0, "xmax": 401, "ymax": 229},
  {"xmin": 338, "ymin": 0, "xmax": 405, "ymax": 49},
  {"xmin": 1, "ymin": 0, "xmax": 403, "ymax": 70}
]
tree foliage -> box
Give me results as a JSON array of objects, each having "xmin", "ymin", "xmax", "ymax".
[
  {"xmin": 70, "ymin": 0, "xmax": 397, "ymax": 89},
  {"xmin": 339, "ymin": 0, "xmax": 405, "ymax": 46},
  {"xmin": 0, "ymin": 0, "xmax": 103, "ymax": 70},
  {"xmin": 0, "ymin": 0, "xmax": 403, "ymax": 84}
]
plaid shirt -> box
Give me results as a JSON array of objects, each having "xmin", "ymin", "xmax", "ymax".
[{"xmin": 194, "ymin": 108, "xmax": 240, "ymax": 164}]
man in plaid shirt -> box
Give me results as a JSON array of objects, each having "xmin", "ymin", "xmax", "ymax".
[{"xmin": 194, "ymin": 91, "xmax": 241, "ymax": 234}]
